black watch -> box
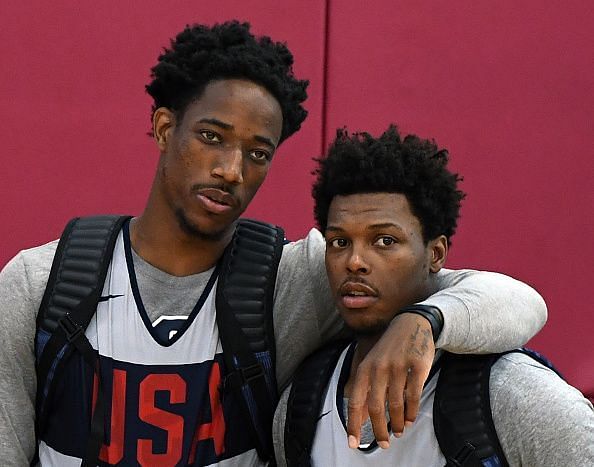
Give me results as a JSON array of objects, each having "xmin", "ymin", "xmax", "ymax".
[{"xmin": 394, "ymin": 305, "xmax": 444, "ymax": 342}]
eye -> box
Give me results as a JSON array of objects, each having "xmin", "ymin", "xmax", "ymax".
[
  {"xmin": 249, "ymin": 149, "xmax": 272, "ymax": 163},
  {"xmin": 373, "ymin": 236, "xmax": 397, "ymax": 247},
  {"xmin": 328, "ymin": 238, "xmax": 349, "ymax": 248},
  {"xmin": 199, "ymin": 130, "xmax": 221, "ymax": 143}
]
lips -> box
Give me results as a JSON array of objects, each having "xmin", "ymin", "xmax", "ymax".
[
  {"xmin": 195, "ymin": 188, "xmax": 237, "ymax": 214},
  {"xmin": 339, "ymin": 280, "xmax": 379, "ymax": 309}
]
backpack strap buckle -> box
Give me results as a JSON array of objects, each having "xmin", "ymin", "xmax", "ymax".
[
  {"xmin": 445, "ymin": 442, "xmax": 476, "ymax": 466},
  {"xmin": 240, "ymin": 362, "xmax": 264, "ymax": 383},
  {"xmin": 58, "ymin": 314, "xmax": 84, "ymax": 343},
  {"xmin": 223, "ymin": 362, "xmax": 265, "ymax": 394}
]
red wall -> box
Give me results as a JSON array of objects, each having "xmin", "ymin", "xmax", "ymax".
[{"xmin": 2, "ymin": 1, "xmax": 592, "ymax": 396}]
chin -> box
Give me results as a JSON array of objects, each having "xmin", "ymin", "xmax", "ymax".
[
  {"xmin": 343, "ymin": 315, "xmax": 390, "ymax": 337},
  {"xmin": 175, "ymin": 209, "xmax": 233, "ymax": 241}
]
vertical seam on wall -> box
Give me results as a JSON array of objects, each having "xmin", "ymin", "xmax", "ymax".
[{"xmin": 321, "ymin": 0, "xmax": 331, "ymax": 155}]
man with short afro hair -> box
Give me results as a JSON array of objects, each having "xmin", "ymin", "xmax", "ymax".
[{"xmin": 273, "ymin": 125, "xmax": 593, "ymax": 466}]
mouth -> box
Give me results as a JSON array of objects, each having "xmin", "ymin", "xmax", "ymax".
[
  {"xmin": 195, "ymin": 188, "xmax": 237, "ymax": 214},
  {"xmin": 339, "ymin": 281, "xmax": 379, "ymax": 309}
]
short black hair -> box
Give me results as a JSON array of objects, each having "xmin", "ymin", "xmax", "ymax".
[
  {"xmin": 146, "ymin": 21, "xmax": 309, "ymax": 143},
  {"xmin": 312, "ymin": 125, "xmax": 465, "ymax": 244}
]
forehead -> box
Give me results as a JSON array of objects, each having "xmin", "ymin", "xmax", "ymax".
[
  {"xmin": 327, "ymin": 193, "xmax": 421, "ymax": 231},
  {"xmin": 182, "ymin": 79, "xmax": 283, "ymax": 141}
]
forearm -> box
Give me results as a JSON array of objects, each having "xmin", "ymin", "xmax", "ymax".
[{"xmin": 419, "ymin": 269, "xmax": 547, "ymax": 353}]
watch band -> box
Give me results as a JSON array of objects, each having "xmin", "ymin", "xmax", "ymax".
[{"xmin": 395, "ymin": 305, "xmax": 444, "ymax": 342}]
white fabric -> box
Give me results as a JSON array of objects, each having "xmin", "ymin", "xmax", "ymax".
[
  {"xmin": 85, "ymin": 234, "xmax": 222, "ymax": 365},
  {"xmin": 37, "ymin": 232, "xmax": 262, "ymax": 467},
  {"xmin": 310, "ymin": 346, "xmax": 445, "ymax": 467}
]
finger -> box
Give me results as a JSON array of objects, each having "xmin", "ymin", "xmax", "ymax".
[
  {"xmin": 387, "ymin": 365, "xmax": 407, "ymax": 437},
  {"xmin": 403, "ymin": 369, "xmax": 423, "ymax": 426},
  {"xmin": 347, "ymin": 364, "xmax": 370, "ymax": 448},
  {"xmin": 367, "ymin": 364, "xmax": 390, "ymax": 448},
  {"xmin": 404, "ymin": 324, "xmax": 434, "ymax": 426}
]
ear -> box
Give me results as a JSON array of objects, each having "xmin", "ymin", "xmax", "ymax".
[
  {"xmin": 153, "ymin": 107, "xmax": 175, "ymax": 152},
  {"xmin": 428, "ymin": 235, "xmax": 448, "ymax": 273}
]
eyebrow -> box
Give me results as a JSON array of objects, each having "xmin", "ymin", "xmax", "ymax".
[
  {"xmin": 254, "ymin": 135, "xmax": 277, "ymax": 149},
  {"xmin": 325, "ymin": 222, "xmax": 405, "ymax": 233},
  {"xmin": 198, "ymin": 118, "xmax": 277, "ymax": 149},
  {"xmin": 199, "ymin": 118, "xmax": 233, "ymax": 130},
  {"xmin": 366, "ymin": 222, "xmax": 404, "ymax": 231}
]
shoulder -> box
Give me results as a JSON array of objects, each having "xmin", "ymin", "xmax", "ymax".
[
  {"xmin": 279, "ymin": 228, "xmax": 325, "ymax": 273},
  {"xmin": 490, "ymin": 351, "xmax": 589, "ymax": 406},
  {"xmin": 274, "ymin": 227, "xmax": 328, "ymax": 314},
  {"xmin": 0, "ymin": 240, "xmax": 58, "ymax": 335},
  {"xmin": 490, "ymin": 352, "xmax": 594, "ymax": 465},
  {"xmin": 1, "ymin": 240, "xmax": 58, "ymax": 302}
]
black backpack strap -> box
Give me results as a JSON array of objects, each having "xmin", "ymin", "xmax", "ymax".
[
  {"xmin": 35, "ymin": 215, "xmax": 130, "ymax": 466},
  {"xmin": 434, "ymin": 348, "xmax": 563, "ymax": 467},
  {"xmin": 434, "ymin": 352, "xmax": 508, "ymax": 467},
  {"xmin": 215, "ymin": 218, "xmax": 285, "ymax": 462},
  {"xmin": 284, "ymin": 340, "xmax": 350, "ymax": 467}
]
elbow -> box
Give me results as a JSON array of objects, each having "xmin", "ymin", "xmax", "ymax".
[{"xmin": 518, "ymin": 280, "xmax": 548, "ymax": 338}]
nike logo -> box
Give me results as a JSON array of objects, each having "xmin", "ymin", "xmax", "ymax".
[
  {"xmin": 98, "ymin": 294, "xmax": 124, "ymax": 302},
  {"xmin": 317, "ymin": 410, "xmax": 332, "ymax": 421}
]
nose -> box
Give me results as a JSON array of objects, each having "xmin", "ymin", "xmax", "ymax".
[
  {"xmin": 211, "ymin": 147, "xmax": 244, "ymax": 184},
  {"xmin": 346, "ymin": 245, "xmax": 369, "ymax": 274}
]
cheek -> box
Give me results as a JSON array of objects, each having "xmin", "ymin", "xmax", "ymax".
[
  {"xmin": 242, "ymin": 166, "xmax": 269, "ymax": 195},
  {"xmin": 324, "ymin": 257, "xmax": 341, "ymax": 291}
]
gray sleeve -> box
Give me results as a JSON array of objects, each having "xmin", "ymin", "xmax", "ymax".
[
  {"xmin": 272, "ymin": 384, "xmax": 292, "ymax": 467},
  {"xmin": 490, "ymin": 353, "xmax": 594, "ymax": 466},
  {"xmin": 275, "ymin": 230, "xmax": 547, "ymax": 360},
  {"xmin": 0, "ymin": 242, "xmax": 56, "ymax": 465},
  {"xmin": 274, "ymin": 232, "xmax": 548, "ymax": 383},
  {"xmin": 421, "ymin": 269, "xmax": 547, "ymax": 353},
  {"xmin": 272, "ymin": 229, "xmax": 345, "ymax": 390}
]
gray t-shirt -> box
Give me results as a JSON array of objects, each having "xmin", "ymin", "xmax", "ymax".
[
  {"xmin": 0, "ymin": 227, "xmax": 547, "ymax": 465},
  {"xmin": 272, "ymin": 351, "xmax": 594, "ymax": 466}
]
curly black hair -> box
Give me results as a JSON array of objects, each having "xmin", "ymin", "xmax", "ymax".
[
  {"xmin": 146, "ymin": 21, "xmax": 309, "ymax": 143},
  {"xmin": 312, "ymin": 125, "xmax": 465, "ymax": 244}
]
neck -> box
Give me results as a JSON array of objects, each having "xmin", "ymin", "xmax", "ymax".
[{"xmin": 130, "ymin": 192, "xmax": 233, "ymax": 276}]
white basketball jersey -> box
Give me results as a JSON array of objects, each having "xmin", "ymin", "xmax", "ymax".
[
  {"xmin": 39, "ymin": 230, "xmax": 262, "ymax": 466},
  {"xmin": 310, "ymin": 345, "xmax": 446, "ymax": 466}
]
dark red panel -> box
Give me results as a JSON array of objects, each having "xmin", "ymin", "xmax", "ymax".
[
  {"xmin": 2, "ymin": 0, "xmax": 592, "ymax": 398},
  {"xmin": 324, "ymin": 0, "xmax": 594, "ymax": 394},
  {"xmin": 0, "ymin": 0, "xmax": 326, "ymax": 265}
]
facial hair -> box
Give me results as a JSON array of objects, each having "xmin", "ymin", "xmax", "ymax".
[
  {"xmin": 175, "ymin": 208, "xmax": 230, "ymax": 242},
  {"xmin": 345, "ymin": 317, "xmax": 391, "ymax": 338}
]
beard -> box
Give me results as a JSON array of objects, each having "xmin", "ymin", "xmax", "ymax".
[
  {"xmin": 174, "ymin": 208, "xmax": 231, "ymax": 242},
  {"xmin": 344, "ymin": 316, "xmax": 391, "ymax": 338}
]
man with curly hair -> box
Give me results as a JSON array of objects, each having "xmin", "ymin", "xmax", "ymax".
[
  {"xmin": 273, "ymin": 126, "xmax": 593, "ymax": 466},
  {"xmin": 0, "ymin": 22, "xmax": 547, "ymax": 466}
]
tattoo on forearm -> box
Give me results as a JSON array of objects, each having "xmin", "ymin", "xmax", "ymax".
[{"xmin": 408, "ymin": 324, "xmax": 432, "ymax": 358}]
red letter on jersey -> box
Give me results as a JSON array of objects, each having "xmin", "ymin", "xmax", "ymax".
[
  {"xmin": 137, "ymin": 374, "xmax": 186, "ymax": 466},
  {"xmin": 95, "ymin": 368, "xmax": 127, "ymax": 464},
  {"xmin": 189, "ymin": 362, "xmax": 226, "ymax": 462}
]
